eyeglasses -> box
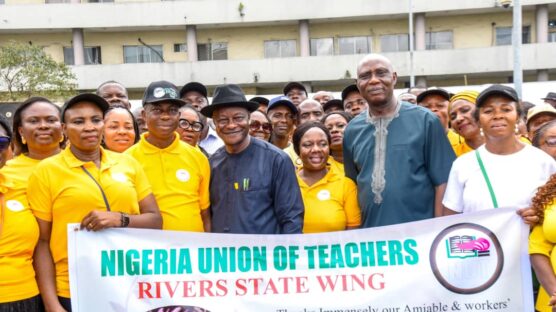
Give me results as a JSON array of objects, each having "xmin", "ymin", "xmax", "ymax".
[
  {"xmin": 179, "ymin": 119, "xmax": 204, "ymax": 132},
  {"xmin": 0, "ymin": 136, "xmax": 11, "ymax": 151},
  {"xmin": 544, "ymin": 137, "xmax": 556, "ymax": 147},
  {"xmin": 249, "ymin": 120, "xmax": 272, "ymax": 133}
]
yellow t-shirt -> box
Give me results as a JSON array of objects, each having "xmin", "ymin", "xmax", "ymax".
[
  {"xmin": 0, "ymin": 173, "xmax": 39, "ymax": 303},
  {"xmin": 28, "ymin": 147, "xmax": 151, "ymax": 298},
  {"xmin": 126, "ymin": 133, "xmax": 210, "ymax": 232},
  {"xmin": 297, "ymin": 168, "xmax": 361, "ymax": 233},
  {"xmin": 530, "ymin": 201, "xmax": 556, "ymax": 312},
  {"xmin": 447, "ymin": 129, "xmax": 468, "ymax": 156},
  {"xmin": 1, "ymin": 154, "xmax": 41, "ymax": 198}
]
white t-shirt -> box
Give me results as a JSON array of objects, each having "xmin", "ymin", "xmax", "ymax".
[{"xmin": 443, "ymin": 144, "xmax": 556, "ymax": 213}]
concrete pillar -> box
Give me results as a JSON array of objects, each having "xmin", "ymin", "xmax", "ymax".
[
  {"xmin": 299, "ymin": 19, "xmax": 310, "ymax": 57},
  {"xmin": 536, "ymin": 4, "xmax": 548, "ymax": 43},
  {"xmin": 186, "ymin": 25, "xmax": 198, "ymax": 62},
  {"xmin": 72, "ymin": 28, "xmax": 85, "ymax": 66},
  {"xmin": 537, "ymin": 70, "xmax": 549, "ymax": 81},
  {"xmin": 416, "ymin": 77, "xmax": 427, "ymax": 88},
  {"xmin": 414, "ymin": 13, "xmax": 426, "ymax": 50}
]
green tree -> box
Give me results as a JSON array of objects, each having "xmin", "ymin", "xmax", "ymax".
[{"xmin": 0, "ymin": 41, "xmax": 77, "ymax": 101}]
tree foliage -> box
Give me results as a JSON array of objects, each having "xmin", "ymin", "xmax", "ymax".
[{"xmin": 0, "ymin": 41, "xmax": 77, "ymax": 101}]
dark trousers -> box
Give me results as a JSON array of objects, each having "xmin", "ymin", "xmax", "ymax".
[
  {"xmin": 0, "ymin": 295, "xmax": 42, "ymax": 312},
  {"xmin": 58, "ymin": 297, "xmax": 72, "ymax": 312}
]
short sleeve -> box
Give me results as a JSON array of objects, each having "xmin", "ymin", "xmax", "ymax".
[
  {"xmin": 442, "ymin": 158, "xmax": 465, "ymax": 213},
  {"xmin": 197, "ymin": 152, "xmax": 211, "ymax": 210},
  {"xmin": 529, "ymin": 225, "xmax": 553, "ymax": 257},
  {"xmin": 343, "ymin": 177, "xmax": 361, "ymax": 227},
  {"xmin": 28, "ymin": 170, "xmax": 53, "ymax": 222}
]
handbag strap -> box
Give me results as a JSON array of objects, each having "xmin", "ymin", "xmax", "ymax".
[
  {"xmin": 81, "ymin": 166, "xmax": 111, "ymax": 211},
  {"xmin": 474, "ymin": 150, "xmax": 498, "ymax": 209}
]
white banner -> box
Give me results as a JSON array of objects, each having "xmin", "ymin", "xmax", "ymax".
[{"xmin": 68, "ymin": 208, "xmax": 534, "ymax": 312}]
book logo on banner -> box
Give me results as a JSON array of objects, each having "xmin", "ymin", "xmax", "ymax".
[{"xmin": 429, "ymin": 223, "xmax": 504, "ymax": 294}]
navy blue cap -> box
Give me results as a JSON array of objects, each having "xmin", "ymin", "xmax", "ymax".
[{"xmin": 268, "ymin": 96, "xmax": 298, "ymax": 115}]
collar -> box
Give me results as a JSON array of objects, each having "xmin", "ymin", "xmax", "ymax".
[
  {"xmin": 62, "ymin": 146, "xmax": 116, "ymax": 169},
  {"xmin": 366, "ymin": 100, "xmax": 402, "ymax": 124},
  {"xmin": 297, "ymin": 164, "xmax": 341, "ymax": 188},
  {"xmin": 139, "ymin": 132, "xmax": 182, "ymax": 154}
]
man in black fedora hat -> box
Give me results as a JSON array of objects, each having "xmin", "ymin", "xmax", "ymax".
[
  {"xmin": 201, "ymin": 84, "xmax": 304, "ymax": 234},
  {"xmin": 542, "ymin": 92, "xmax": 556, "ymax": 108}
]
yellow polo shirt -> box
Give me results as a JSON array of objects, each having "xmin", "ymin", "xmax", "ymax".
[
  {"xmin": 28, "ymin": 147, "xmax": 151, "ymax": 298},
  {"xmin": 126, "ymin": 133, "xmax": 210, "ymax": 232},
  {"xmin": 1, "ymin": 154, "xmax": 41, "ymax": 198},
  {"xmin": 530, "ymin": 201, "xmax": 556, "ymax": 312},
  {"xmin": 297, "ymin": 167, "xmax": 361, "ymax": 233},
  {"xmin": 0, "ymin": 173, "xmax": 39, "ymax": 303}
]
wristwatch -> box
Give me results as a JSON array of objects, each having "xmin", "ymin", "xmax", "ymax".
[{"xmin": 120, "ymin": 212, "xmax": 130, "ymax": 228}]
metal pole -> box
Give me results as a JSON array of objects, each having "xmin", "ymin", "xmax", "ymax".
[
  {"xmin": 512, "ymin": 0, "xmax": 522, "ymax": 98},
  {"xmin": 409, "ymin": 0, "xmax": 415, "ymax": 87}
]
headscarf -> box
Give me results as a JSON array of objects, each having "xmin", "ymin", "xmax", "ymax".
[{"xmin": 448, "ymin": 90, "xmax": 479, "ymax": 113}]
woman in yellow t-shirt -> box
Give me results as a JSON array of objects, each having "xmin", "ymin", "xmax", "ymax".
[
  {"xmin": 448, "ymin": 91, "xmax": 484, "ymax": 157},
  {"xmin": 0, "ymin": 116, "xmax": 42, "ymax": 311},
  {"xmin": 530, "ymin": 174, "xmax": 556, "ymax": 312},
  {"xmin": 28, "ymin": 94, "xmax": 162, "ymax": 312},
  {"xmin": 292, "ymin": 122, "xmax": 360, "ymax": 233}
]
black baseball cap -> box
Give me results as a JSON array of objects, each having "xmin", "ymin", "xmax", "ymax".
[
  {"xmin": 283, "ymin": 82, "xmax": 307, "ymax": 96},
  {"xmin": 267, "ymin": 96, "xmax": 298, "ymax": 115},
  {"xmin": 143, "ymin": 80, "xmax": 186, "ymax": 107},
  {"xmin": 249, "ymin": 96, "xmax": 269, "ymax": 106},
  {"xmin": 61, "ymin": 93, "xmax": 109, "ymax": 122},
  {"xmin": 416, "ymin": 87, "xmax": 451, "ymax": 104},
  {"xmin": 322, "ymin": 99, "xmax": 344, "ymax": 112},
  {"xmin": 179, "ymin": 82, "xmax": 208, "ymax": 99},
  {"xmin": 341, "ymin": 84, "xmax": 359, "ymax": 103},
  {"xmin": 476, "ymin": 85, "xmax": 519, "ymax": 108}
]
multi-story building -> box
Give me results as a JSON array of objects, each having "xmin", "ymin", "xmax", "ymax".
[{"xmin": 0, "ymin": 0, "xmax": 555, "ymax": 98}]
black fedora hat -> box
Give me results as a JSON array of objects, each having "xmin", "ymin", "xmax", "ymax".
[
  {"xmin": 200, "ymin": 84, "xmax": 259, "ymax": 118},
  {"xmin": 541, "ymin": 92, "xmax": 556, "ymax": 101}
]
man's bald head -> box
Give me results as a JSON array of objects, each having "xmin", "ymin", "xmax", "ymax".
[
  {"xmin": 356, "ymin": 54, "xmax": 394, "ymax": 75},
  {"xmin": 356, "ymin": 54, "xmax": 398, "ymax": 110},
  {"xmin": 298, "ymin": 99, "xmax": 324, "ymax": 125}
]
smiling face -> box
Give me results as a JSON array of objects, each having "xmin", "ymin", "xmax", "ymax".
[
  {"xmin": 299, "ymin": 127, "xmax": 329, "ymax": 172},
  {"xmin": 213, "ymin": 106, "xmax": 251, "ymax": 153},
  {"xmin": 103, "ymin": 108, "xmax": 136, "ymax": 153},
  {"xmin": 478, "ymin": 96, "xmax": 519, "ymax": 140},
  {"xmin": 176, "ymin": 107, "xmax": 202, "ymax": 147},
  {"xmin": 249, "ymin": 110, "xmax": 272, "ymax": 141},
  {"xmin": 343, "ymin": 91, "xmax": 368, "ymax": 117},
  {"xmin": 356, "ymin": 55, "xmax": 397, "ymax": 109},
  {"xmin": 63, "ymin": 102, "xmax": 104, "ymax": 154},
  {"xmin": 268, "ymin": 106, "xmax": 295, "ymax": 138},
  {"xmin": 144, "ymin": 102, "xmax": 180, "ymax": 141},
  {"xmin": 18, "ymin": 101, "xmax": 63, "ymax": 155},
  {"xmin": 324, "ymin": 113, "xmax": 348, "ymax": 151},
  {"xmin": 449, "ymin": 99, "xmax": 480, "ymax": 140},
  {"xmin": 419, "ymin": 94, "xmax": 449, "ymax": 130},
  {"xmin": 538, "ymin": 124, "xmax": 556, "ymax": 160}
]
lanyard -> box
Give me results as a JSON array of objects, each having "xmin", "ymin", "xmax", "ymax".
[
  {"xmin": 475, "ymin": 150, "xmax": 498, "ymax": 209},
  {"xmin": 81, "ymin": 166, "xmax": 111, "ymax": 211}
]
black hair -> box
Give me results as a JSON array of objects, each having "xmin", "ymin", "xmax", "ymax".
[
  {"xmin": 96, "ymin": 80, "xmax": 128, "ymax": 96},
  {"xmin": 321, "ymin": 111, "xmax": 353, "ymax": 125},
  {"xmin": 103, "ymin": 106, "xmax": 141, "ymax": 145},
  {"xmin": 13, "ymin": 96, "xmax": 62, "ymax": 154},
  {"xmin": 292, "ymin": 121, "xmax": 331, "ymax": 156},
  {"xmin": 0, "ymin": 115, "xmax": 12, "ymax": 139},
  {"xmin": 533, "ymin": 120, "xmax": 556, "ymax": 148}
]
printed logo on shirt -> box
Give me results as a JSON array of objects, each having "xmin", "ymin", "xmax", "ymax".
[
  {"xmin": 317, "ymin": 190, "xmax": 331, "ymax": 201},
  {"xmin": 176, "ymin": 169, "xmax": 190, "ymax": 182},
  {"xmin": 111, "ymin": 172, "xmax": 128, "ymax": 183},
  {"xmin": 429, "ymin": 223, "xmax": 503, "ymax": 294},
  {"xmin": 6, "ymin": 199, "xmax": 24, "ymax": 212}
]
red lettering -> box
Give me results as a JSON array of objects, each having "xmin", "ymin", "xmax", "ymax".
[
  {"xmin": 368, "ymin": 273, "xmax": 385, "ymax": 290},
  {"xmin": 199, "ymin": 280, "xmax": 215, "ymax": 297},
  {"xmin": 235, "ymin": 279, "xmax": 247, "ymax": 296},
  {"xmin": 138, "ymin": 282, "xmax": 153, "ymax": 299},
  {"xmin": 163, "ymin": 281, "xmax": 180, "ymax": 298},
  {"xmin": 277, "ymin": 277, "xmax": 292, "ymax": 294},
  {"xmin": 182, "ymin": 280, "xmax": 196, "ymax": 297},
  {"xmin": 316, "ymin": 275, "xmax": 339, "ymax": 291},
  {"xmin": 216, "ymin": 279, "xmax": 228, "ymax": 296},
  {"xmin": 262, "ymin": 278, "xmax": 279, "ymax": 295},
  {"xmin": 295, "ymin": 276, "xmax": 309, "ymax": 293}
]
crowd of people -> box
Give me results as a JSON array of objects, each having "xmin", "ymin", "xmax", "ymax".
[{"xmin": 1, "ymin": 53, "xmax": 556, "ymax": 311}]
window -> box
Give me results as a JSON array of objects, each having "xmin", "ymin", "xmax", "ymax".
[
  {"xmin": 0, "ymin": 0, "xmax": 5, "ymax": 4},
  {"xmin": 426, "ymin": 31, "xmax": 453, "ymax": 50},
  {"xmin": 123, "ymin": 45, "xmax": 163, "ymax": 63},
  {"xmin": 174, "ymin": 43, "xmax": 187, "ymax": 52},
  {"xmin": 197, "ymin": 42, "xmax": 228, "ymax": 61},
  {"xmin": 63, "ymin": 46, "xmax": 102, "ymax": 65},
  {"xmin": 338, "ymin": 36, "xmax": 372, "ymax": 55},
  {"xmin": 495, "ymin": 26, "xmax": 530, "ymax": 45},
  {"xmin": 380, "ymin": 34, "xmax": 409, "ymax": 52},
  {"xmin": 310, "ymin": 38, "xmax": 333, "ymax": 56},
  {"xmin": 264, "ymin": 40, "xmax": 296, "ymax": 58},
  {"xmin": 549, "ymin": 32, "xmax": 556, "ymax": 42}
]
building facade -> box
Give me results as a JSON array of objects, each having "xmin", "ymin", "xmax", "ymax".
[{"xmin": 1, "ymin": 0, "xmax": 555, "ymax": 97}]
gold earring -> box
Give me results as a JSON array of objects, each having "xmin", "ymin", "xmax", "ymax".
[
  {"xmin": 59, "ymin": 136, "xmax": 65, "ymax": 143},
  {"xmin": 21, "ymin": 137, "xmax": 26, "ymax": 145},
  {"xmin": 480, "ymin": 128, "xmax": 484, "ymax": 137}
]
